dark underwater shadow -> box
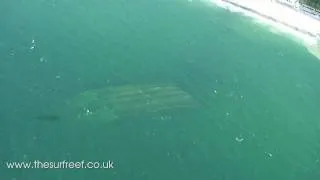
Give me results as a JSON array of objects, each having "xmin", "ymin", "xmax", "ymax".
[{"xmin": 34, "ymin": 114, "xmax": 61, "ymax": 122}]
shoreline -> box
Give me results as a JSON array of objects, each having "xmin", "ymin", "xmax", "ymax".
[
  {"xmin": 211, "ymin": 0, "xmax": 320, "ymax": 59},
  {"xmin": 219, "ymin": 0, "xmax": 317, "ymax": 38}
]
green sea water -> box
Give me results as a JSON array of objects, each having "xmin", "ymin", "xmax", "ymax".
[{"xmin": 1, "ymin": 0, "xmax": 320, "ymax": 179}]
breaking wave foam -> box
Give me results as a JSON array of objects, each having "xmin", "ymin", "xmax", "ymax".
[{"xmin": 210, "ymin": 0, "xmax": 318, "ymax": 54}]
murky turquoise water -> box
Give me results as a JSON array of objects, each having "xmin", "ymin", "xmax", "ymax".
[{"xmin": 1, "ymin": 0, "xmax": 320, "ymax": 179}]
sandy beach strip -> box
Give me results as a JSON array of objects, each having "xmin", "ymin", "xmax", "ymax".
[{"xmin": 211, "ymin": 0, "xmax": 320, "ymax": 41}]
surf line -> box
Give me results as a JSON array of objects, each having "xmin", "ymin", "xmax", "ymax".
[{"xmin": 217, "ymin": 0, "xmax": 317, "ymax": 38}]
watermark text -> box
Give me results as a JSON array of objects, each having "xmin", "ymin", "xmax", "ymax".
[{"xmin": 5, "ymin": 160, "xmax": 114, "ymax": 169}]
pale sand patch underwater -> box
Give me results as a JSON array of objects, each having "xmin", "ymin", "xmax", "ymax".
[{"xmin": 65, "ymin": 83, "xmax": 200, "ymax": 123}]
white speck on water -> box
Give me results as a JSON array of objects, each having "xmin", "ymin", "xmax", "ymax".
[
  {"xmin": 40, "ymin": 57, "xmax": 47, "ymax": 62},
  {"xmin": 235, "ymin": 136, "xmax": 244, "ymax": 143},
  {"xmin": 160, "ymin": 115, "xmax": 172, "ymax": 121},
  {"xmin": 9, "ymin": 50, "xmax": 15, "ymax": 56},
  {"xmin": 226, "ymin": 92, "xmax": 234, "ymax": 97},
  {"xmin": 30, "ymin": 39, "xmax": 36, "ymax": 50},
  {"xmin": 85, "ymin": 108, "xmax": 92, "ymax": 116},
  {"xmin": 55, "ymin": 75, "xmax": 61, "ymax": 79},
  {"xmin": 226, "ymin": 112, "xmax": 230, "ymax": 116},
  {"xmin": 213, "ymin": 89, "xmax": 218, "ymax": 94},
  {"xmin": 250, "ymin": 132, "xmax": 256, "ymax": 137},
  {"xmin": 146, "ymin": 99, "xmax": 151, "ymax": 105},
  {"xmin": 265, "ymin": 152, "xmax": 273, "ymax": 158},
  {"xmin": 23, "ymin": 154, "xmax": 28, "ymax": 159}
]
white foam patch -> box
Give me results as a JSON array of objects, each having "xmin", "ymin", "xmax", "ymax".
[{"xmin": 209, "ymin": 0, "xmax": 319, "ymax": 58}]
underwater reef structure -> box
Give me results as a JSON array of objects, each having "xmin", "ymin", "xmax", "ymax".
[{"xmin": 66, "ymin": 83, "xmax": 199, "ymax": 122}]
